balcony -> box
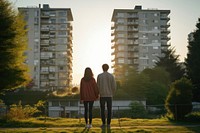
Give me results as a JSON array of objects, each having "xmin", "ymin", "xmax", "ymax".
[
  {"xmin": 41, "ymin": 40, "xmax": 49, "ymax": 46},
  {"xmin": 128, "ymin": 47, "xmax": 139, "ymax": 52},
  {"xmin": 41, "ymin": 12, "xmax": 50, "ymax": 18},
  {"xmin": 127, "ymin": 28, "xmax": 138, "ymax": 32},
  {"xmin": 160, "ymin": 16, "xmax": 170, "ymax": 22},
  {"xmin": 41, "ymin": 34, "xmax": 49, "ymax": 39},
  {"xmin": 161, "ymin": 36, "xmax": 171, "ymax": 41},
  {"xmin": 41, "ymin": 27, "xmax": 50, "ymax": 31},
  {"xmin": 161, "ymin": 28, "xmax": 170, "ymax": 34},
  {"xmin": 127, "ymin": 14, "xmax": 138, "ymax": 19},
  {"xmin": 127, "ymin": 35, "xmax": 139, "ymax": 39},
  {"xmin": 41, "ymin": 20, "xmax": 50, "ymax": 24},
  {"xmin": 111, "ymin": 31, "xmax": 115, "ymax": 36},
  {"xmin": 127, "ymin": 21, "xmax": 139, "ymax": 25}
]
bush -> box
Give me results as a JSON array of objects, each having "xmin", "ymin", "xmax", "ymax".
[
  {"xmin": 165, "ymin": 78, "xmax": 193, "ymax": 120},
  {"xmin": 129, "ymin": 102, "xmax": 147, "ymax": 118},
  {"xmin": 185, "ymin": 111, "xmax": 200, "ymax": 122},
  {"xmin": 7, "ymin": 101, "xmax": 44, "ymax": 120}
]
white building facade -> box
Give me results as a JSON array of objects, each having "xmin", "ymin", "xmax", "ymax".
[
  {"xmin": 18, "ymin": 4, "xmax": 73, "ymax": 91},
  {"xmin": 111, "ymin": 6, "xmax": 170, "ymax": 81},
  {"xmin": 48, "ymin": 99, "xmax": 146, "ymax": 118}
]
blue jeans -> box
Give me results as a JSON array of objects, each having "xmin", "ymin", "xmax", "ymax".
[
  {"xmin": 83, "ymin": 101, "xmax": 94, "ymax": 124},
  {"xmin": 100, "ymin": 97, "xmax": 112, "ymax": 125}
]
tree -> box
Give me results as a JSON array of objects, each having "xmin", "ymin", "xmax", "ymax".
[
  {"xmin": 142, "ymin": 67, "xmax": 170, "ymax": 87},
  {"xmin": 185, "ymin": 18, "xmax": 200, "ymax": 102},
  {"xmin": 121, "ymin": 68, "xmax": 149, "ymax": 100},
  {"xmin": 142, "ymin": 67, "xmax": 170, "ymax": 105},
  {"xmin": 0, "ymin": 0, "xmax": 30, "ymax": 93},
  {"xmin": 165, "ymin": 78, "xmax": 193, "ymax": 120},
  {"xmin": 145, "ymin": 81, "xmax": 168, "ymax": 105},
  {"xmin": 156, "ymin": 47, "xmax": 185, "ymax": 82}
]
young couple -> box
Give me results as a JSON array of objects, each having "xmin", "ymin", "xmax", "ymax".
[{"xmin": 80, "ymin": 64, "xmax": 116, "ymax": 128}]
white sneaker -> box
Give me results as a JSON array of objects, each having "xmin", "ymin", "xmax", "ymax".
[
  {"xmin": 88, "ymin": 124, "xmax": 92, "ymax": 128},
  {"xmin": 85, "ymin": 124, "xmax": 89, "ymax": 128}
]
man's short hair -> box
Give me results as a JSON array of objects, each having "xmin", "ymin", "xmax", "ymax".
[{"xmin": 102, "ymin": 64, "xmax": 109, "ymax": 71}]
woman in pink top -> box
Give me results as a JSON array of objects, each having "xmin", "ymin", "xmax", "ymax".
[{"xmin": 80, "ymin": 67, "xmax": 99, "ymax": 128}]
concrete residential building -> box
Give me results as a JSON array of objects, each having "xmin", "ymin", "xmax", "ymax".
[
  {"xmin": 19, "ymin": 4, "xmax": 73, "ymax": 91},
  {"xmin": 111, "ymin": 6, "xmax": 170, "ymax": 81}
]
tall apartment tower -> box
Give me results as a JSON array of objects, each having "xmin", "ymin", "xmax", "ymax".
[
  {"xmin": 19, "ymin": 4, "xmax": 73, "ymax": 91},
  {"xmin": 111, "ymin": 6, "xmax": 170, "ymax": 81}
]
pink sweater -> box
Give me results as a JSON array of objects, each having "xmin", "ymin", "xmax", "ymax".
[{"xmin": 80, "ymin": 78, "xmax": 99, "ymax": 101}]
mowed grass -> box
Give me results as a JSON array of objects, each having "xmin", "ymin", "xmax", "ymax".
[{"xmin": 0, "ymin": 117, "xmax": 200, "ymax": 133}]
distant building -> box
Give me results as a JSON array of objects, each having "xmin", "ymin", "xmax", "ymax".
[
  {"xmin": 18, "ymin": 4, "xmax": 73, "ymax": 91},
  {"xmin": 111, "ymin": 5, "xmax": 170, "ymax": 81}
]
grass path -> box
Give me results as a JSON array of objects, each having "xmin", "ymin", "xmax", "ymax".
[
  {"xmin": 0, "ymin": 118, "xmax": 200, "ymax": 132},
  {"xmin": 0, "ymin": 125, "xmax": 200, "ymax": 133}
]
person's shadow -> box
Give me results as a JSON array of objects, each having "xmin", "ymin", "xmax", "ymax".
[
  {"xmin": 101, "ymin": 127, "xmax": 111, "ymax": 133},
  {"xmin": 81, "ymin": 127, "xmax": 89, "ymax": 133}
]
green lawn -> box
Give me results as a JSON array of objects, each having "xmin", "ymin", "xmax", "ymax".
[{"xmin": 0, "ymin": 118, "xmax": 200, "ymax": 133}]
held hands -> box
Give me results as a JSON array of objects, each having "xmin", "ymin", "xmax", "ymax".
[{"xmin": 80, "ymin": 100, "xmax": 83, "ymax": 104}]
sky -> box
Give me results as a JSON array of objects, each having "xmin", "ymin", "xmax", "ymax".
[{"xmin": 9, "ymin": 0, "xmax": 200, "ymax": 85}]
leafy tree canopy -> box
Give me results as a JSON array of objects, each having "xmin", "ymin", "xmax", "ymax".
[
  {"xmin": 185, "ymin": 18, "xmax": 200, "ymax": 102},
  {"xmin": 0, "ymin": 0, "xmax": 30, "ymax": 93},
  {"xmin": 156, "ymin": 47, "xmax": 185, "ymax": 82}
]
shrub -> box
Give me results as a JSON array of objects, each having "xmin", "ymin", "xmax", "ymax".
[
  {"xmin": 185, "ymin": 111, "xmax": 200, "ymax": 122},
  {"xmin": 165, "ymin": 78, "xmax": 193, "ymax": 120},
  {"xmin": 129, "ymin": 102, "xmax": 147, "ymax": 118},
  {"xmin": 7, "ymin": 101, "xmax": 44, "ymax": 120}
]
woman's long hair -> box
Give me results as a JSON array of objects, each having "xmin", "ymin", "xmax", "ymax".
[{"xmin": 83, "ymin": 67, "xmax": 93, "ymax": 81}]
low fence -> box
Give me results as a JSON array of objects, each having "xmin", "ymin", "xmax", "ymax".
[{"xmin": 1, "ymin": 103, "xmax": 200, "ymax": 120}]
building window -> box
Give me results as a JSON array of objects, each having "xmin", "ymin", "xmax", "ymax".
[
  {"xmin": 50, "ymin": 19, "xmax": 56, "ymax": 23},
  {"xmin": 154, "ymin": 13, "xmax": 158, "ymax": 17},
  {"xmin": 118, "ymin": 58, "xmax": 124, "ymax": 63},
  {"xmin": 59, "ymin": 66, "xmax": 64, "ymax": 71},
  {"xmin": 117, "ymin": 39, "xmax": 124, "ymax": 43},
  {"xmin": 57, "ymin": 38, "xmax": 67, "ymax": 44},
  {"xmin": 41, "ymin": 52, "xmax": 53, "ymax": 58},
  {"xmin": 127, "ymin": 40, "xmax": 134, "ymax": 44},
  {"xmin": 34, "ymin": 60, "xmax": 39, "ymax": 65},
  {"xmin": 41, "ymin": 67, "xmax": 48, "ymax": 72},
  {"xmin": 117, "ymin": 25, "xmax": 124, "ymax": 31},
  {"xmin": 153, "ymin": 20, "xmax": 158, "ymax": 23},
  {"xmin": 153, "ymin": 46, "xmax": 159, "ymax": 49},
  {"xmin": 142, "ymin": 39, "xmax": 147, "ymax": 44},
  {"xmin": 50, "ymin": 25, "xmax": 56, "ymax": 30},
  {"xmin": 117, "ymin": 52, "xmax": 124, "ymax": 57},
  {"xmin": 142, "ymin": 59, "xmax": 148, "ymax": 65},
  {"xmin": 117, "ymin": 13, "xmax": 124, "ymax": 17},
  {"xmin": 142, "ymin": 46, "xmax": 148, "ymax": 52},
  {"xmin": 58, "ymin": 31, "xmax": 67, "ymax": 36},
  {"xmin": 117, "ymin": 19, "xmax": 125, "ymax": 23},
  {"xmin": 59, "ymin": 18, "xmax": 67, "ymax": 23},
  {"xmin": 50, "ymin": 11, "xmax": 56, "ymax": 16},
  {"xmin": 58, "ymin": 11, "xmax": 67, "ymax": 17},
  {"xmin": 117, "ymin": 33, "xmax": 124, "ymax": 38},
  {"xmin": 49, "ymin": 66, "xmax": 56, "ymax": 72},
  {"xmin": 152, "ymin": 40, "xmax": 158, "ymax": 43},
  {"xmin": 142, "ymin": 19, "xmax": 147, "ymax": 24},
  {"xmin": 154, "ymin": 33, "xmax": 159, "ymax": 36},
  {"xmin": 118, "ymin": 46, "xmax": 125, "ymax": 51},
  {"xmin": 60, "ymin": 25, "xmax": 67, "ymax": 30},
  {"xmin": 154, "ymin": 26, "xmax": 159, "ymax": 30},
  {"xmin": 127, "ymin": 59, "xmax": 132, "ymax": 64},
  {"xmin": 49, "ymin": 81, "xmax": 56, "ymax": 86}
]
